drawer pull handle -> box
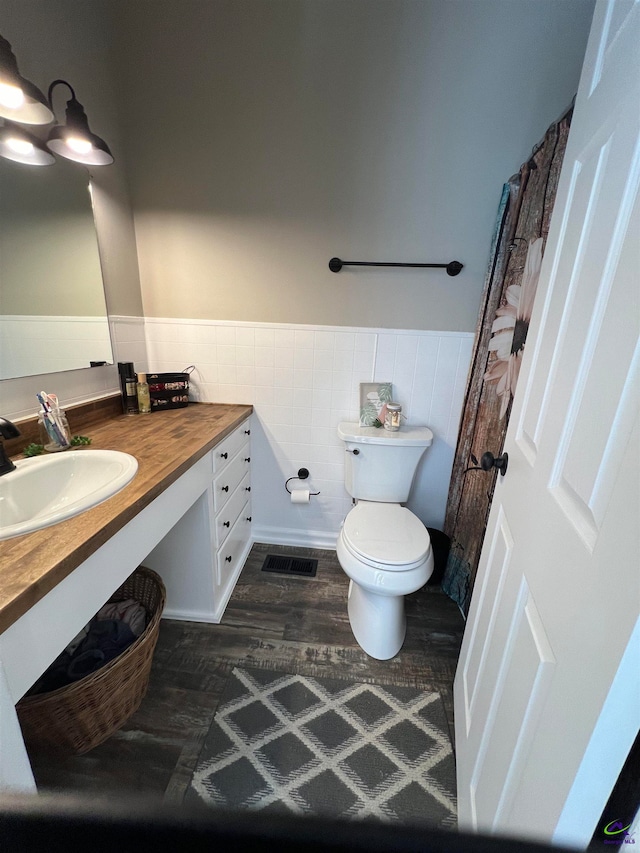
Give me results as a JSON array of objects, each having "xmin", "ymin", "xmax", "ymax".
[
  {"xmin": 245, "ymin": 486, "xmax": 251, "ymax": 492},
  {"xmin": 244, "ymin": 457, "xmax": 251, "ymax": 463},
  {"xmin": 244, "ymin": 429, "xmax": 251, "ymax": 435},
  {"xmin": 220, "ymin": 452, "xmax": 228, "ymax": 459},
  {"xmin": 221, "ymin": 485, "xmax": 229, "ymax": 492},
  {"xmin": 246, "ymin": 516, "xmax": 252, "ymax": 522},
  {"xmin": 223, "ymin": 521, "xmax": 230, "ymax": 528},
  {"xmin": 225, "ymin": 555, "xmax": 232, "ymax": 563}
]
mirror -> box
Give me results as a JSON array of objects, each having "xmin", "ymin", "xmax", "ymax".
[{"xmin": 0, "ymin": 158, "xmax": 114, "ymax": 380}]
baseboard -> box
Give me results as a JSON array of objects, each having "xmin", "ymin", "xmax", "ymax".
[
  {"xmin": 251, "ymin": 525, "xmax": 338, "ymax": 551},
  {"xmin": 161, "ymin": 537, "xmax": 253, "ymax": 625},
  {"xmin": 162, "ymin": 608, "xmax": 221, "ymax": 624}
]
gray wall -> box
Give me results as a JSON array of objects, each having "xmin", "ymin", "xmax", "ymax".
[
  {"xmin": 111, "ymin": 0, "xmax": 594, "ymax": 332},
  {"xmin": 0, "ymin": 0, "xmax": 143, "ymax": 319},
  {"xmin": 0, "ymin": 0, "xmax": 143, "ymax": 416}
]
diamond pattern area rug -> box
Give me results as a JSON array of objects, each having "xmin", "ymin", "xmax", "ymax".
[{"xmin": 185, "ymin": 668, "xmax": 456, "ymax": 827}]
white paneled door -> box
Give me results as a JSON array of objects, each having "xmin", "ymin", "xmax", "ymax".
[{"xmin": 454, "ymin": 0, "xmax": 640, "ymax": 846}]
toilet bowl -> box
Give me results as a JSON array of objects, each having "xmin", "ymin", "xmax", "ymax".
[
  {"xmin": 336, "ymin": 421, "xmax": 434, "ymax": 659},
  {"xmin": 337, "ymin": 501, "xmax": 433, "ymax": 660}
]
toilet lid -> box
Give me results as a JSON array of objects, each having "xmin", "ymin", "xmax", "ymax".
[{"xmin": 342, "ymin": 502, "xmax": 431, "ymax": 569}]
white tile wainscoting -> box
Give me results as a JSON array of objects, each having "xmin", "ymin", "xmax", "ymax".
[
  {"xmin": 0, "ymin": 316, "xmax": 147, "ymax": 421},
  {"xmin": 145, "ymin": 319, "xmax": 473, "ymax": 549},
  {"xmin": 0, "ymin": 316, "xmax": 472, "ymax": 548},
  {"xmin": 0, "ymin": 316, "xmax": 114, "ymax": 382}
]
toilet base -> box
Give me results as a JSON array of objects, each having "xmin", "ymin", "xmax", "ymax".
[{"xmin": 347, "ymin": 580, "xmax": 406, "ymax": 660}]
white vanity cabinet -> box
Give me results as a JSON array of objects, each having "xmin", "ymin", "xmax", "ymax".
[
  {"xmin": 143, "ymin": 416, "xmax": 253, "ymax": 624},
  {"xmin": 0, "ymin": 404, "xmax": 253, "ymax": 794},
  {"xmin": 211, "ymin": 420, "xmax": 252, "ymax": 598}
]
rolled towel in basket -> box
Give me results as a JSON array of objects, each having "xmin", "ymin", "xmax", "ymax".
[{"xmin": 96, "ymin": 599, "xmax": 147, "ymax": 637}]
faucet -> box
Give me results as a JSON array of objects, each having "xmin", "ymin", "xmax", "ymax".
[{"xmin": 0, "ymin": 417, "xmax": 20, "ymax": 476}]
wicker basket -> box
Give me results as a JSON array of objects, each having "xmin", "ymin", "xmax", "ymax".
[{"xmin": 17, "ymin": 566, "xmax": 166, "ymax": 755}]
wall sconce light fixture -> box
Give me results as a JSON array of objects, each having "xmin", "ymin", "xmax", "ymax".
[
  {"xmin": 0, "ymin": 120, "xmax": 54, "ymax": 165},
  {"xmin": 46, "ymin": 80, "xmax": 113, "ymax": 165},
  {"xmin": 0, "ymin": 35, "xmax": 53, "ymax": 125},
  {"xmin": 0, "ymin": 34, "xmax": 113, "ymax": 166}
]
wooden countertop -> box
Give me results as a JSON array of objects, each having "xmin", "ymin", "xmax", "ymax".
[{"xmin": 0, "ymin": 403, "xmax": 252, "ymax": 635}]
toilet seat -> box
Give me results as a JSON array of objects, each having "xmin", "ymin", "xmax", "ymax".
[{"xmin": 341, "ymin": 501, "xmax": 431, "ymax": 571}]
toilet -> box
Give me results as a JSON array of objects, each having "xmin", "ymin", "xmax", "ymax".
[{"xmin": 337, "ymin": 422, "xmax": 434, "ymax": 660}]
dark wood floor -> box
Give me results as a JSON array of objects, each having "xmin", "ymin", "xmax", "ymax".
[{"xmin": 27, "ymin": 543, "xmax": 465, "ymax": 804}]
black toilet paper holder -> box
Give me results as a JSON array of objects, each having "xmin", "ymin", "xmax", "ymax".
[{"xmin": 285, "ymin": 468, "xmax": 320, "ymax": 496}]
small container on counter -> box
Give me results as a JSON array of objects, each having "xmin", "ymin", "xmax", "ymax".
[
  {"xmin": 38, "ymin": 409, "xmax": 70, "ymax": 451},
  {"xmin": 384, "ymin": 402, "xmax": 402, "ymax": 431},
  {"xmin": 147, "ymin": 367, "xmax": 194, "ymax": 410},
  {"xmin": 136, "ymin": 373, "xmax": 151, "ymax": 414}
]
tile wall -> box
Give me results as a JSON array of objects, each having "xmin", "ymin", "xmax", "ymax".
[
  {"xmin": 145, "ymin": 319, "xmax": 473, "ymax": 548},
  {"xmin": 0, "ymin": 316, "xmax": 113, "ymax": 381},
  {"xmin": 0, "ymin": 315, "xmax": 472, "ymax": 548},
  {"xmin": 1, "ymin": 316, "xmax": 146, "ymax": 420}
]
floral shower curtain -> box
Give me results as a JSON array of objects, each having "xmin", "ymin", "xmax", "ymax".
[{"xmin": 442, "ymin": 107, "xmax": 573, "ymax": 613}]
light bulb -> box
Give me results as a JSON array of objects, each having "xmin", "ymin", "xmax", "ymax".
[
  {"xmin": 6, "ymin": 136, "xmax": 33, "ymax": 156},
  {"xmin": 0, "ymin": 81, "xmax": 25, "ymax": 110},
  {"xmin": 66, "ymin": 136, "xmax": 92, "ymax": 155}
]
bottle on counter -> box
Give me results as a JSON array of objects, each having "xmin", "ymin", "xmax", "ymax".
[
  {"xmin": 137, "ymin": 373, "xmax": 151, "ymax": 414},
  {"xmin": 119, "ymin": 362, "xmax": 139, "ymax": 415}
]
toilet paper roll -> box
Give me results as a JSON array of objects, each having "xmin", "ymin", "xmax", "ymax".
[{"xmin": 290, "ymin": 488, "xmax": 310, "ymax": 504}]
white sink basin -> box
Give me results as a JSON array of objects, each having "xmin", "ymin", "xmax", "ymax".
[{"xmin": 0, "ymin": 450, "xmax": 138, "ymax": 541}]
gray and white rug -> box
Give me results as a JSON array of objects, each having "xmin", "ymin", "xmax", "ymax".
[{"xmin": 185, "ymin": 667, "xmax": 456, "ymax": 827}]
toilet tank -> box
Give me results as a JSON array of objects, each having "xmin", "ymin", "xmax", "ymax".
[{"xmin": 338, "ymin": 422, "xmax": 433, "ymax": 503}]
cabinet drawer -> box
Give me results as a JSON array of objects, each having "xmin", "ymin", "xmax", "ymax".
[
  {"xmin": 216, "ymin": 473, "xmax": 250, "ymax": 547},
  {"xmin": 214, "ymin": 418, "xmax": 251, "ymax": 474},
  {"xmin": 213, "ymin": 449, "xmax": 250, "ymax": 513},
  {"xmin": 217, "ymin": 501, "xmax": 252, "ymax": 586}
]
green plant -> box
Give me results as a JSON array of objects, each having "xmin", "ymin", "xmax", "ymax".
[
  {"xmin": 23, "ymin": 443, "xmax": 44, "ymax": 457},
  {"xmin": 70, "ymin": 435, "xmax": 92, "ymax": 446}
]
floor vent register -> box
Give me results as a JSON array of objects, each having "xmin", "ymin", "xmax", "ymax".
[{"xmin": 261, "ymin": 554, "xmax": 318, "ymax": 578}]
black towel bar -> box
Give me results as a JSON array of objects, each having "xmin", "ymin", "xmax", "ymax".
[{"xmin": 328, "ymin": 257, "xmax": 463, "ymax": 276}]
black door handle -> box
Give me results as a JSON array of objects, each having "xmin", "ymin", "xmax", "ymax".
[{"xmin": 481, "ymin": 451, "xmax": 508, "ymax": 476}]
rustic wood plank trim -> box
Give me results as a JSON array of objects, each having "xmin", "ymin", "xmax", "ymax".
[
  {"xmin": 443, "ymin": 177, "xmax": 520, "ymax": 536},
  {"xmin": 443, "ymin": 110, "xmax": 572, "ymax": 609}
]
